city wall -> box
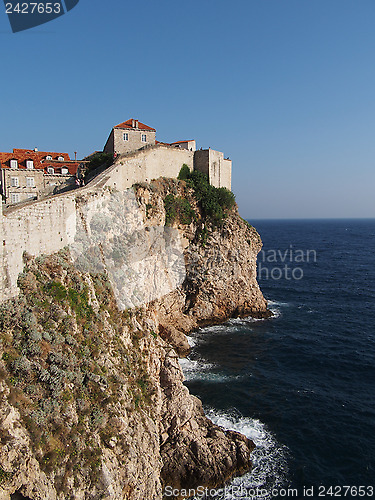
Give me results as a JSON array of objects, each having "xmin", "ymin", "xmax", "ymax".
[
  {"xmin": 0, "ymin": 145, "xmax": 194, "ymax": 302},
  {"xmin": 103, "ymin": 145, "xmax": 194, "ymax": 191},
  {"xmin": 194, "ymin": 149, "xmax": 232, "ymax": 190}
]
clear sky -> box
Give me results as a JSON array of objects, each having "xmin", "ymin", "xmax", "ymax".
[{"xmin": 1, "ymin": 0, "xmax": 374, "ymax": 219}]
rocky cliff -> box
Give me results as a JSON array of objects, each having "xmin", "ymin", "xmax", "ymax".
[{"xmin": 0, "ymin": 177, "xmax": 269, "ymax": 499}]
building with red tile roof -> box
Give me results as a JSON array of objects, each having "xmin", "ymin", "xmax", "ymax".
[
  {"xmin": 0, "ymin": 148, "xmax": 82, "ymax": 205},
  {"xmin": 169, "ymin": 140, "xmax": 196, "ymax": 151},
  {"xmin": 104, "ymin": 119, "xmax": 197, "ymax": 156},
  {"xmin": 104, "ymin": 119, "xmax": 157, "ymax": 156},
  {"xmin": 114, "ymin": 119, "xmax": 156, "ymax": 132}
]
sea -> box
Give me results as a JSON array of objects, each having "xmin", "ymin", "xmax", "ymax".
[{"xmin": 179, "ymin": 219, "xmax": 375, "ymax": 500}]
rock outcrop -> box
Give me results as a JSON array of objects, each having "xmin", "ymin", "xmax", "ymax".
[{"xmin": 0, "ymin": 178, "xmax": 269, "ymax": 499}]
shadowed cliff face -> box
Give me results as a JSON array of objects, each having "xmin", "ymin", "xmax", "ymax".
[
  {"xmin": 134, "ymin": 178, "xmax": 270, "ymax": 342},
  {"xmin": 0, "ymin": 179, "xmax": 268, "ymax": 500}
]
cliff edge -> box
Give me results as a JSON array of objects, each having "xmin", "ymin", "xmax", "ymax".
[{"xmin": 0, "ymin": 176, "xmax": 269, "ymax": 499}]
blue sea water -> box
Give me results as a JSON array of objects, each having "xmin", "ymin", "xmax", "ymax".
[{"xmin": 181, "ymin": 219, "xmax": 375, "ymax": 499}]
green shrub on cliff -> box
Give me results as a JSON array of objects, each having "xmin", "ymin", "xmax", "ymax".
[
  {"xmin": 164, "ymin": 193, "xmax": 196, "ymax": 226},
  {"xmin": 177, "ymin": 164, "xmax": 190, "ymax": 180},
  {"xmin": 86, "ymin": 152, "xmax": 113, "ymax": 175},
  {"xmin": 0, "ymin": 251, "xmax": 158, "ymax": 479},
  {"xmin": 177, "ymin": 167, "xmax": 236, "ymax": 226}
]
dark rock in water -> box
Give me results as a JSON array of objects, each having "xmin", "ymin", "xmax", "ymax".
[{"xmin": 159, "ymin": 351, "xmax": 255, "ymax": 496}]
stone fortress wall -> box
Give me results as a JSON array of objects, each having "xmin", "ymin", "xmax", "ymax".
[
  {"xmin": 0, "ymin": 144, "xmax": 225, "ymax": 302},
  {"xmin": 0, "ymin": 191, "xmax": 77, "ymax": 302},
  {"xmin": 194, "ymin": 149, "xmax": 232, "ymax": 189},
  {"xmin": 104, "ymin": 127, "xmax": 157, "ymax": 155},
  {"xmin": 103, "ymin": 144, "xmax": 194, "ymax": 191}
]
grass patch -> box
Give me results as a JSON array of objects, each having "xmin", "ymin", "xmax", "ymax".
[
  {"xmin": 177, "ymin": 166, "xmax": 236, "ymax": 227},
  {"xmin": 164, "ymin": 194, "xmax": 196, "ymax": 226}
]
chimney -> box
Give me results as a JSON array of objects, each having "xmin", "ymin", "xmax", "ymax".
[
  {"xmin": 135, "ymin": 120, "xmax": 139, "ymax": 129},
  {"xmin": 132, "ymin": 119, "xmax": 136, "ymax": 128},
  {"xmin": 34, "ymin": 147, "xmax": 38, "ymax": 152}
]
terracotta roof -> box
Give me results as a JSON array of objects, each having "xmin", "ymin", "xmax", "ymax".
[
  {"xmin": 0, "ymin": 148, "xmax": 80, "ymax": 175},
  {"xmin": 13, "ymin": 149, "xmax": 71, "ymax": 161},
  {"xmin": 114, "ymin": 119, "xmax": 156, "ymax": 132},
  {"xmin": 170, "ymin": 140, "xmax": 195, "ymax": 145},
  {"xmin": 155, "ymin": 140, "xmax": 171, "ymax": 146}
]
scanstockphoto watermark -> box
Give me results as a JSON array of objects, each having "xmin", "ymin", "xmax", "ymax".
[
  {"xmin": 3, "ymin": 0, "xmax": 79, "ymax": 32},
  {"xmin": 164, "ymin": 485, "xmax": 375, "ymax": 498},
  {"xmin": 257, "ymin": 246, "xmax": 317, "ymax": 281},
  {"xmin": 164, "ymin": 485, "xmax": 274, "ymax": 499}
]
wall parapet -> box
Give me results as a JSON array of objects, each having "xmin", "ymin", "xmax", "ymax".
[
  {"xmin": 0, "ymin": 144, "xmax": 194, "ymax": 302},
  {"xmin": 0, "ymin": 142, "xmax": 232, "ymax": 302}
]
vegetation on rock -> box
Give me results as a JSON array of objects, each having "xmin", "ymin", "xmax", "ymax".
[
  {"xmin": 164, "ymin": 194, "xmax": 196, "ymax": 226},
  {"xmin": 0, "ymin": 178, "xmax": 269, "ymax": 499},
  {"xmin": 85, "ymin": 152, "xmax": 114, "ymax": 176},
  {"xmin": 178, "ymin": 165, "xmax": 236, "ymax": 226},
  {"xmin": 0, "ymin": 250, "xmax": 157, "ymax": 487}
]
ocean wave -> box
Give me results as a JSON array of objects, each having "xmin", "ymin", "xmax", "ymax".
[
  {"xmin": 179, "ymin": 358, "xmax": 243, "ymax": 383},
  {"xmin": 186, "ymin": 335, "xmax": 197, "ymax": 347},
  {"xmin": 267, "ymin": 300, "xmax": 292, "ymax": 319},
  {"xmin": 227, "ymin": 317, "xmax": 262, "ymax": 326},
  {"xmin": 268, "ymin": 306, "xmax": 281, "ymax": 319},
  {"xmin": 191, "ymin": 408, "xmax": 289, "ymax": 499},
  {"xmin": 267, "ymin": 300, "xmax": 290, "ymax": 307},
  {"xmin": 199, "ymin": 324, "xmax": 238, "ymax": 334}
]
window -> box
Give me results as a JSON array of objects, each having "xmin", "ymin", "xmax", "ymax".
[
  {"xmin": 141, "ymin": 134, "xmax": 147, "ymax": 142},
  {"xmin": 26, "ymin": 177, "xmax": 35, "ymax": 188},
  {"xmin": 11, "ymin": 177, "xmax": 19, "ymax": 187},
  {"xmin": 123, "ymin": 133, "xmax": 129, "ymax": 141},
  {"xmin": 27, "ymin": 193, "xmax": 35, "ymax": 199},
  {"xmin": 61, "ymin": 167, "xmax": 69, "ymax": 175},
  {"xmin": 47, "ymin": 167, "xmax": 54, "ymax": 174},
  {"xmin": 46, "ymin": 155, "xmax": 52, "ymax": 160},
  {"xmin": 10, "ymin": 159, "xmax": 18, "ymax": 169},
  {"xmin": 10, "ymin": 193, "xmax": 20, "ymax": 203},
  {"xmin": 58, "ymin": 156, "xmax": 64, "ymax": 161},
  {"xmin": 26, "ymin": 160, "xmax": 34, "ymax": 169}
]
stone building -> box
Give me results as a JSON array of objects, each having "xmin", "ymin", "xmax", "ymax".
[
  {"xmin": 104, "ymin": 119, "xmax": 231, "ymax": 190},
  {"xmin": 194, "ymin": 149, "xmax": 232, "ymax": 190},
  {"xmin": 103, "ymin": 119, "xmax": 156, "ymax": 156},
  {"xmin": 0, "ymin": 148, "xmax": 81, "ymax": 205},
  {"xmin": 1, "ymin": 120, "xmax": 232, "ymax": 208},
  {"xmin": 169, "ymin": 140, "xmax": 196, "ymax": 151}
]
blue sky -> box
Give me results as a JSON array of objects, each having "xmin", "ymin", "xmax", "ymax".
[{"xmin": 1, "ymin": 0, "xmax": 374, "ymax": 219}]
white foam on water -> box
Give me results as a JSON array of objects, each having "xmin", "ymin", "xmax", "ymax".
[
  {"xmin": 267, "ymin": 300, "xmax": 290, "ymax": 307},
  {"xmin": 189, "ymin": 408, "xmax": 289, "ymax": 499},
  {"xmin": 198, "ymin": 324, "xmax": 235, "ymax": 335},
  {"xmin": 186, "ymin": 335, "xmax": 197, "ymax": 347},
  {"xmin": 179, "ymin": 357, "xmax": 214, "ymax": 377},
  {"xmin": 267, "ymin": 300, "xmax": 290, "ymax": 319},
  {"xmin": 179, "ymin": 358, "xmax": 243, "ymax": 383},
  {"xmin": 179, "ymin": 309, "xmax": 289, "ymax": 498},
  {"xmin": 227, "ymin": 317, "xmax": 261, "ymax": 326},
  {"xmin": 269, "ymin": 307, "xmax": 281, "ymax": 319}
]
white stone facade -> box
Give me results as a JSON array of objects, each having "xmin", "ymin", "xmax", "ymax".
[
  {"xmin": 104, "ymin": 119, "xmax": 156, "ymax": 155},
  {"xmin": 194, "ymin": 149, "xmax": 232, "ymax": 190},
  {"xmin": 0, "ymin": 123, "xmax": 233, "ymax": 303}
]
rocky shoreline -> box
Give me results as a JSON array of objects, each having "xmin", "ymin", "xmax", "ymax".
[{"xmin": 0, "ymin": 179, "xmax": 269, "ymax": 499}]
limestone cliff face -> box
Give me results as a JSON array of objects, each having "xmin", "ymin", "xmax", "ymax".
[
  {"xmin": 134, "ymin": 178, "xmax": 270, "ymax": 351},
  {"xmin": 0, "ymin": 179, "xmax": 268, "ymax": 500}
]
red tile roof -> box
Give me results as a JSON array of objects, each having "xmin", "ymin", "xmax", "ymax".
[
  {"xmin": 114, "ymin": 119, "xmax": 156, "ymax": 132},
  {"xmin": 13, "ymin": 149, "xmax": 71, "ymax": 161},
  {"xmin": 0, "ymin": 148, "xmax": 80, "ymax": 175},
  {"xmin": 170, "ymin": 140, "xmax": 195, "ymax": 145},
  {"xmin": 155, "ymin": 140, "xmax": 171, "ymax": 146}
]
